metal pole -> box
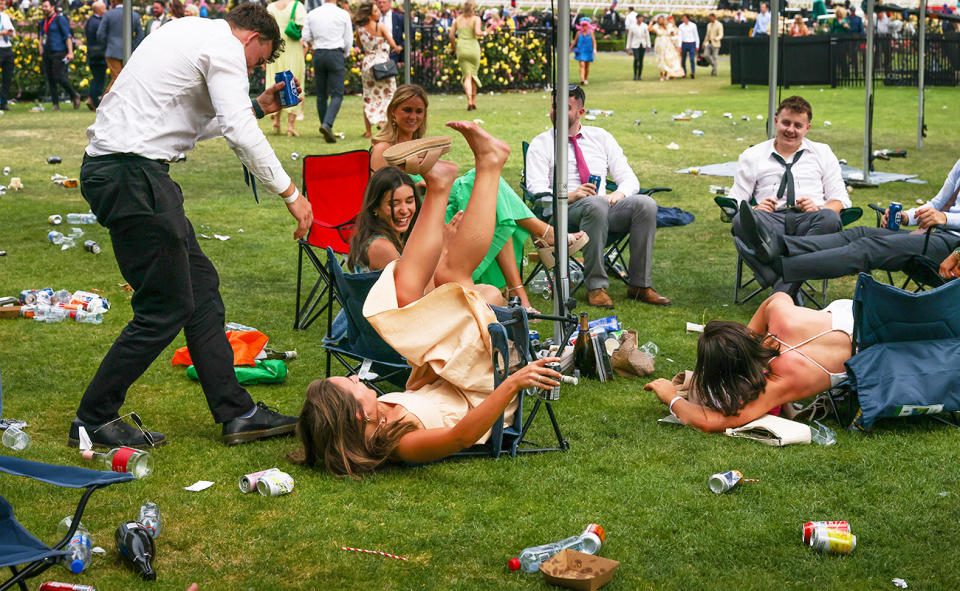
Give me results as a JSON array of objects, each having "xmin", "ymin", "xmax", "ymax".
[
  {"xmin": 863, "ymin": 0, "xmax": 875, "ymax": 183},
  {"xmin": 403, "ymin": 0, "xmax": 411, "ymax": 84},
  {"xmin": 553, "ymin": 0, "xmax": 570, "ymax": 339},
  {"xmin": 767, "ymin": 2, "xmax": 779, "ymax": 139},
  {"xmin": 122, "ymin": 0, "xmax": 132, "ymax": 64},
  {"xmin": 917, "ymin": 0, "xmax": 927, "ymax": 150}
]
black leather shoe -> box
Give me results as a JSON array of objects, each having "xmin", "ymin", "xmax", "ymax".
[
  {"xmin": 68, "ymin": 417, "xmax": 166, "ymax": 448},
  {"xmin": 319, "ymin": 124, "xmax": 336, "ymax": 144},
  {"xmin": 738, "ymin": 201, "xmax": 781, "ymax": 263},
  {"xmin": 221, "ymin": 402, "xmax": 297, "ymax": 446},
  {"xmin": 735, "ymin": 237, "xmax": 782, "ymax": 288}
]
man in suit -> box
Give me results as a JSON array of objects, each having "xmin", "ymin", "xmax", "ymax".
[
  {"xmin": 83, "ymin": 1, "xmax": 107, "ymax": 109},
  {"xmin": 98, "ymin": 0, "xmax": 144, "ymax": 94},
  {"xmin": 375, "ymin": 0, "xmax": 404, "ymax": 65}
]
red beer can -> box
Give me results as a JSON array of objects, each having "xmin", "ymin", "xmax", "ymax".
[{"xmin": 802, "ymin": 520, "xmax": 850, "ymax": 545}]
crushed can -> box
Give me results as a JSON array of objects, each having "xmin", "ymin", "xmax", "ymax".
[
  {"xmin": 49, "ymin": 214, "xmax": 63, "ymax": 225},
  {"xmin": 239, "ymin": 468, "xmax": 280, "ymax": 493},
  {"xmin": 275, "ymin": 70, "xmax": 299, "ymax": 108},
  {"xmin": 708, "ymin": 470, "xmax": 743, "ymax": 494},
  {"xmin": 256, "ymin": 470, "xmax": 294, "ymax": 496},
  {"xmin": 809, "ymin": 526, "xmax": 856, "ymax": 554},
  {"xmin": 47, "ymin": 156, "xmax": 62, "ymax": 164},
  {"xmin": 803, "ymin": 520, "xmax": 850, "ymax": 544},
  {"xmin": 83, "ymin": 240, "xmax": 101, "ymax": 254},
  {"xmin": 887, "ymin": 201, "xmax": 903, "ymax": 231}
]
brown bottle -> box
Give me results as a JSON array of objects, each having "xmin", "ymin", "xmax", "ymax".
[{"xmin": 572, "ymin": 312, "xmax": 597, "ymax": 379}]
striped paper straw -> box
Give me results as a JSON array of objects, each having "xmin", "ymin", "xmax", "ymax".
[{"xmin": 340, "ymin": 545, "xmax": 408, "ymax": 561}]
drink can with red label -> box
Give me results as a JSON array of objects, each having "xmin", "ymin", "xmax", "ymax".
[
  {"xmin": 802, "ymin": 520, "xmax": 850, "ymax": 544},
  {"xmin": 809, "ymin": 526, "xmax": 856, "ymax": 554},
  {"xmin": 38, "ymin": 583, "xmax": 97, "ymax": 591}
]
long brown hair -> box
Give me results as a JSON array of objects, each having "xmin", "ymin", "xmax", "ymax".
[
  {"xmin": 691, "ymin": 321, "xmax": 781, "ymax": 416},
  {"xmin": 353, "ymin": 1, "xmax": 375, "ymax": 27},
  {"xmin": 372, "ymin": 84, "xmax": 430, "ymax": 145},
  {"xmin": 290, "ymin": 379, "xmax": 417, "ymax": 477},
  {"xmin": 347, "ymin": 167, "xmax": 420, "ymax": 272}
]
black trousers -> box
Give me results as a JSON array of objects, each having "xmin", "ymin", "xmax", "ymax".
[
  {"xmin": 41, "ymin": 50, "xmax": 78, "ymax": 105},
  {"xmin": 77, "ymin": 154, "xmax": 254, "ymax": 425},
  {"xmin": 87, "ymin": 56, "xmax": 107, "ymax": 107},
  {"xmin": 631, "ymin": 47, "xmax": 644, "ymax": 80},
  {"xmin": 0, "ymin": 47, "xmax": 13, "ymax": 109},
  {"xmin": 313, "ymin": 48, "xmax": 345, "ymax": 129}
]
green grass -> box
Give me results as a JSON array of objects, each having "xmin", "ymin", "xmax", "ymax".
[{"xmin": 2, "ymin": 54, "xmax": 960, "ymax": 590}]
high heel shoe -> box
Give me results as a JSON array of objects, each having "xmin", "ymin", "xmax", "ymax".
[
  {"xmin": 506, "ymin": 285, "xmax": 540, "ymax": 317},
  {"xmin": 383, "ymin": 136, "xmax": 452, "ymax": 175},
  {"xmin": 534, "ymin": 230, "xmax": 589, "ymax": 269},
  {"xmin": 286, "ymin": 129, "xmax": 300, "ymax": 137}
]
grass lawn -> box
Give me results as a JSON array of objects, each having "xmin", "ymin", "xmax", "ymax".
[{"xmin": 2, "ymin": 53, "xmax": 960, "ymax": 590}]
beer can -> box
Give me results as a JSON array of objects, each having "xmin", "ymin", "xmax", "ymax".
[
  {"xmin": 887, "ymin": 201, "xmax": 903, "ymax": 231},
  {"xmin": 708, "ymin": 470, "xmax": 743, "ymax": 494},
  {"xmin": 809, "ymin": 526, "xmax": 856, "ymax": 554},
  {"xmin": 537, "ymin": 361, "xmax": 562, "ymax": 401},
  {"xmin": 83, "ymin": 240, "xmax": 101, "ymax": 255},
  {"xmin": 275, "ymin": 70, "xmax": 299, "ymax": 108},
  {"xmin": 256, "ymin": 470, "xmax": 295, "ymax": 496},
  {"xmin": 38, "ymin": 583, "xmax": 97, "ymax": 591},
  {"xmin": 239, "ymin": 467, "xmax": 280, "ymax": 493},
  {"xmin": 802, "ymin": 520, "xmax": 850, "ymax": 545},
  {"xmin": 49, "ymin": 214, "xmax": 63, "ymax": 225},
  {"xmin": 47, "ymin": 156, "xmax": 62, "ymax": 164},
  {"xmin": 588, "ymin": 174, "xmax": 602, "ymax": 189}
]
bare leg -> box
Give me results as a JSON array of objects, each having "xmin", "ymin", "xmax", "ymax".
[
  {"xmin": 363, "ymin": 111, "xmax": 372, "ymax": 138},
  {"xmin": 272, "ymin": 112, "xmax": 281, "ymax": 134},
  {"xmin": 495, "ymin": 238, "xmax": 533, "ymax": 309},
  {"xmin": 464, "ymin": 76, "xmax": 474, "ymax": 108},
  {"xmin": 584, "ymin": 62, "xmax": 591, "ymax": 82},
  {"xmin": 470, "ymin": 76, "xmax": 478, "ymax": 107},
  {"xmin": 286, "ymin": 112, "xmax": 298, "ymax": 136}
]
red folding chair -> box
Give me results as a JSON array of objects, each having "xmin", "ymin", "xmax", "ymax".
[{"xmin": 294, "ymin": 150, "xmax": 370, "ymax": 330}]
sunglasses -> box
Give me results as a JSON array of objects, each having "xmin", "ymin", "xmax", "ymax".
[{"xmin": 93, "ymin": 411, "xmax": 158, "ymax": 448}]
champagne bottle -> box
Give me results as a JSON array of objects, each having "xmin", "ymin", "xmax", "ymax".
[
  {"xmin": 263, "ymin": 348, "xmax": 297, "ymax": 360},
  {"xmin": 82, "ymin": 447, "xmax": 153, "ymax": 479},
  {"xmin": 115, "ymin": 522, "xmax": 157, "ymax": 581},
  {"xmin": 572, "ymin": 312, "xmax": 597, "ymax": 379}
]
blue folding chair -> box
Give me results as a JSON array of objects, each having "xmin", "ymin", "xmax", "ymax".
[
  {"xmin": 0, "ymin": 456, "xmax": 134, "ymax": 591},
  {"xmin": 830, "ymin": 273, "xmax": 960, "ymax": 430}
]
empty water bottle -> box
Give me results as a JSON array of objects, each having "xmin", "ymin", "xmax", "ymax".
[
  {"xmin": 137, "ymin": 502, "xmax": 162, "ymax": 538},
  {"xmin": 55, "ymin": 518, "xmax": 94, "ymax": 573},
  {"xmin": 528, "ymin": 270, "xmax": 552, "ymax": 300},
  {"xmin": 638, "ymin": 341, "xmax": 659, "ymax": 358},
  {"xmin": 509, "ymin": 524, "xmax": 605, "ymax": 573},
  {"xmin": 2, "ymin": 425, "xmax": 30, "ymax": 451},
  {"xmin": 810, "ymin": 420, "xmax": 837, "ymax": 446},
  {"xmin": 73, "ymin": 310, "xmax": 103, "ymax": 325},
  {"xmin": 66, "ymin": 213, "xmax": 97, "ymax": 224},
  {"xmin": 48, "ymin": 231, "xmax": 65, "ymax": 245},
  {"xmin": 51, "ymin": 290, "xmax": 73, "ymax": 305},
  {"xmin": 568, "ymin": 260, "xmax": 584, "ymax": 287},
  {"xmin": 34, "ymin": 305, "xmax": 68, "ymax": 323}
]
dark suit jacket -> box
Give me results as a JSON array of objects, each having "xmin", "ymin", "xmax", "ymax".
[
  {"xmin": 388, "ymin": 10, "xmax": 404, "ymax": 63},
  {"xmin": 97, "ymin": 5, "xmax": 144, "ymax": 60}
]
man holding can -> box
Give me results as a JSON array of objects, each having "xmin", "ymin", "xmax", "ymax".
[
  {"xmin": 69, "ymin": 4, "xmax": 313, "ymax": 449},
  {"xmin": 738, "ymin": 158, "xmax": 960, "ymax": 287}
]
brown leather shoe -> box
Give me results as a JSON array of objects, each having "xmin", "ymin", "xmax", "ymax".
[
  {"xmin": 627, "ymin": 286, "xmax": 671, "ymax": 306},
  {"xmin": 587, "ymin": 288, "xmax": 614, "ymax": 309}
]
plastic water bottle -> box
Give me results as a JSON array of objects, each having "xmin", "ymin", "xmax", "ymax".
[
  {"xmin": 2, "ymin": 425, "xmax": 30, "ymax": 451},
  {"xmin": 55, "ymin": 518, "xmax": 94, "ymax": 573},
  {"xmin": 508, "ymin": 524, "xmax": 605, "ymax": 573},
  {"xmin": 82, "ymin": 447, "xmax": 153, "ymax": 479},
  {"xmin": 137, "ymin": 502, "xmax": 162, "ymax": 538},
  {"xmin": 810, "ymin": 420, "xmax": 837, "ymax": 446},
  {"xmin": 72, "ymin": 310, "xmax": 103, "ymax": 325},
  {"xmin": 48, "ymin": 230, "xmax": 66, "ymax": 245},
  {"xmin": 33, "ymin": 305, "xmax": 68, "ymax": 323},
  {"xmin": 528, "ymin": 270, "xmax": 553, "ymax": 300},
  {"xmin": 639, "ymin": 341, "xmax": 659, "ymax": 358},
  {"xmin": 51, "ymin": 290, "xmax": 73, "ymax": 305},
  {"xmin": 66, "ymin": 213, "xmax": 97, "ymax": 224},
  {"xmin": 568, "ymin": 260, "xmax": 584, "ymax": 287}
]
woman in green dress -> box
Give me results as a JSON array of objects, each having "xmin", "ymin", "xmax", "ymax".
[
  {"xmin": 266, "ymin": 0, "xmax": 307, "ymax": 136},
  {"xmin": 449, "ymin": 0, "xmax": 483, "ymax": 111}
]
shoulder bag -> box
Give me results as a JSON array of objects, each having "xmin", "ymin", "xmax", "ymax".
[
  {"xmin": 372, "ymin": 59, "xmax": 398, "ymax": 80},
  {"xmin": 284, "ymin": 1, "xmax": 302, "ymax": 41}
]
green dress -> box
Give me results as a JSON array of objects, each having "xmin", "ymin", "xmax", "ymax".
[
  {"xmin": 266, "ymin": 0, "xmax": 307, "ymax": 116},
  {"xmin": 445, "ymin": 170, "xmax": 534, "ymax": 288},
  {"xmin": 456, "ymin": 17, "xmax": 482, "ymax": 88}
]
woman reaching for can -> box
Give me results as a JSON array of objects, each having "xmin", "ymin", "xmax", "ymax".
[
  {"xmin": 292, "ymin": 121, "xmax": 561, "ymax": 476},
  {"xmin": 644, "ymin": 292, "xmax": 854, "ymax": 431}
]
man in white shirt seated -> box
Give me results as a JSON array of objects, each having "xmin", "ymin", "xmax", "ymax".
[
  {"xmin": 677, "ymin": 14, "xmax": 700, "ymax": 78},
  {"xmin": 526, "ymin": 85, "xmax": 671, "ymax": 309},
  {"xmin": 730, "ymin": 95, "xmax": 849, "ymax": 298},
  {"xmin": 72, "ymin": 4, "xmax": 313, "ymax": 449}
]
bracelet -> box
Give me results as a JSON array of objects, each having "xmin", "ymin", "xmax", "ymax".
[
  {"xmin": 251, "ymin": 99, "xmax": 265, "ymax": 120},
  {"xmin": 953, "ymin": 247, "xmax": 960, "ymax": 259},
  {"xmin": 281, "ymin": 187, "xmax": 300, "ymax": 204},
  {"xmin": 668, "ymin": 395, "xmax": 683, "ymax": 417}
]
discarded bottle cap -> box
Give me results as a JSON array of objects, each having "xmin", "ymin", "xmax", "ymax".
[
  {"xmin": 291, "ymin": 152, "xmax": 300, "ymax": 160},
  {"xmin": 47, "ymin": 156, "xmax": 62, "ymax": 164},
  {"xmin": 49, "ymin": 215, "xmax": 63, "ymax": 225},
  {"xmin": 508, "ymin": 558, "xmax": 521, "ymax": 571},
  {"xmin": 2, "ymin": 167, "xmax": 9, "ymax": 175}
]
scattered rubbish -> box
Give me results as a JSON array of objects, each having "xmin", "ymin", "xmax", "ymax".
[
  {"xmin": 940, "ymin": 491, "xmax": 949, "ymax": 497},
  {"xmin": 893, "ymin": 578, "xmax": 908, "ymax": 589},
  {"xmin": 803, "ymin": 521, "xmax": 850, "ymax": 545},
  {"xmin": 184, "ymin": 480, "xmax": 215, "ymax": 492},
  {"xmin": 38, "ymin": 582, "xmax": 98, "ymax": 591},
  {"xmin": 586, "ymin": 109, "xmax": 613, "ymax": 116},
  {"xmin": 687, "ymin": 90, "xmax": 699, "ymax": 94},
  {"xmin": 666, "ymin": 142, "xmax": 680, "ymax": 150},
  {"xmin": 756, "ymin": 115, "xmax": 764, "ymax": 120},
  {"xmin": 810, "ymin": 420, "xmax": 837, "ymax": 445},
  {"xmin": 824, "ymin": 121, "xmax": 832, "ymax": 126},
  {"xmin": 291, "ymin": 152, "xmax": 300, "ymax": 160},
  {"xmin": 741, "ymin": 115, "xmax": 750, "ymax": 121},
  {"xmin": 239, "ymin": 468, "xmax": 281, "ymax": 493},
  {"xmin": 66, "ymin": 212, "xmax": 97, "ymax": 224},
  {"xmin": 690, "ymin": 110, "xmax": 703, "ymax": 119},
  {"xmin": 199, "ymin": 233, "xmax": 212, "ymax": 240},
  {"xmin": 115, "ymin": 522, "xmax": 157, "ymax": 580},
  {"xmin": 916, "ymin": 199, "xmax": 925, "ymax": 205},
  {"xmin": 510, "ymin": 524, "xmax": 605, "ymax": 573},
  {"xmin": 213, "ymin": 234, "xmax": 230, "ymax": 241},
  {"xmin": 257, "ymin": 470, "xmax": 295, "ymax": 496},
  {"xmin": 584, "ymin": 114, "xmax": 597, "ymax": 120},
  {"xmin": 49, "ymin": 215, "xmax": 63, "ymax": 225},
  {"xmin": 8, "ymin": 177, "xmax": 22, "ymax": 190},
  {"xmin": 539, "ymin": 550, "xmax": 619, "ymax": 590},
  {"xmin": 709, "ymin": 185, "xmax": 729, "ymax": 195},
  {"xmin": 472, "ymin": 119, "xmax": 484, "ymax": 124},
  {"xmin": 736, "ymin": 138, "xmax": 744, "ymax": 142},
  {"xmin": 671, "ymin": 114, "xmax": 690, "ymax": 121},
  {"xmin": 335, "ymin": 132, "xmax": 345, "ymax": 139},
  {"xmin": 639, "ymin": 341, "xmax": 658, "ymax": 358},
  {"xmin": 2, "ymin": 425, "xmax": 30, "ymax": 451},
  {"xmin": 47, "ymin": 156, "xmax": 62, "ymax": 164},
  {"xmin": 82, "ymin": 447, "xmax": 153, "ymax": 479},
  {"xmin": 686, "ymin": 322, "xmax": 703, "ymax": 333},
  {"xmin": 692, "ymin": 130, "xmax": 704, "ymax": 136},
  {"xmin": 2, "ymin": 167, "xmax": 9, "ymax": 175},
  {"xmin": 137, "ymin": 502, "xmax": 162, "ymax": 538},
  {"xmin": 838, "ymin": 158, "xmax": 847, "ymax": 165},
  {"xmin": 633, "ymin": 120, "xmax": 642, "ymax": 126},
  {"xmin": 646, "ymin": 135, "xmax": 652, "ymax": 140},
  {"xmin": 56, "ymin": 518, "xmax": 94, "ymax": 573},
  {"xmin": 808, "ymin": 526, "xmax": 856, "ymax": 554},
  {"xmin": 708, "ymin": 470, "xmax": 752, "ymax": 493},
  {"xmin": 723, "ymin": 112, "xmax": 732, "ymax": 118},
  {"xmin": 31, "ymin": 105, "xmax": 45, "ymax": 112},
  {"xmin": 340, "ymin": 546, "xmax": 408, "ymax": 561},
  {"xmin": 83, "ymin": 240, "xmax": 101, "ymax": 254},
  {"xmin": 689, "ymin": 168, "xmax": 699, "ymax": 175},
  {"xmin": 52, "ymin": 175, "xmax": 78, "ymax": 188}
]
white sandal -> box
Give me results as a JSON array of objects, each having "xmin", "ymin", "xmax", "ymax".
[
  {"xmin": 383, "ymin": 136, "xmax": 452, "ymax": 175},
  {"xmin": 534, "ymin": 230, "xmax": 589, "ymax": 269}
]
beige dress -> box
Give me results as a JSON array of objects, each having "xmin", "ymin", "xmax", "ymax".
[{"xmin": 363, "ymin": 261, "xmax": 518, "ymax": 444}]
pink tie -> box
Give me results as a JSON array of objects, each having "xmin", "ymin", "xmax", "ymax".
[{"xmin": 569, "ymin": 134, "xmax": 590, "ymax": 185}]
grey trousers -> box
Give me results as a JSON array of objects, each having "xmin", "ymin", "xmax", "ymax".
[
  {"xmin": 733, "ymin": 207, "xmax": 842, "ymax": 293},
  {"xmin": 705, "ymin": 43, "xmax": 719, "ymax": 76},
  {"xmin": 782, "ymin": 226, "xmax": 960, "ymax": 283},
  {"xmin": 567, "ymin": 193, "xmax": 657, "ymax": 290},
  {"xmin": 313, "ymin": 48, "xmax": 345, "ymax": 129}
]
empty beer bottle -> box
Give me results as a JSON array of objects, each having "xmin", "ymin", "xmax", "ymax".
[
  {"xmin": 572, "ymin": 313, "xmax": 597, "ymax": 379},
  {"xmin": 115, "ymin": 522, "xmax": 156, "ymax": 581}
]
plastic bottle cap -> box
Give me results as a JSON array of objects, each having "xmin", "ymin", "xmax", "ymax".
[
  {"xmin": 70, "ymin": 558, "xmax": 85, "ymax": 573},
  {"xmin": 508, "ymin": 558, "xmax": 521, "ymax": 571}
]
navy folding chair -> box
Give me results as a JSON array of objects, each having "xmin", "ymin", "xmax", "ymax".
[
  {"xmin": 867, "ymin": 203, "xmax": 948, "ymax": 292},
  {"xmin": 0, "ymin": 456, "xmax": 134, "ymax": 591}
]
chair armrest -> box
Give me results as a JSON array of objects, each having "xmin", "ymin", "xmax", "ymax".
[
  {"xmin": 714, "ymin": 195, "xmax": 738, "ymax": 223},
  {"xmin": 639, "ymin": 186, "xmax": 672, "ymax": 196},
  {"xmin": 0, "ymin": 456, "xmax": 134, "ymax": 488},
  {"xmin": 868, "ymin": 202, "xmax": 885, "ymax": 226}
]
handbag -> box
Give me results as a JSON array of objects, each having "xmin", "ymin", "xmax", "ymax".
[
  {"xmin": 284, "ymin": 1, "xmax": 302, "ymax": 41},
  {"xmin": 372, "ymin": 60, "xmax": 398, "ymax": 80}
]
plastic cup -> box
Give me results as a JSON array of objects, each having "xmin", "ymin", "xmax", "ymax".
[{"xmin": 2, "ymin": 425, "xmax": 30, "ymax": 451}]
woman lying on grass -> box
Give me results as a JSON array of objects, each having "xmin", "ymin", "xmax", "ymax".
[
  {"xmin": 293, "ymin": 121, "xmax": 561, "ymax": 476},
  {"xmin": 644, "ymin": 292, "xmax": 854, "ymax": 431}
]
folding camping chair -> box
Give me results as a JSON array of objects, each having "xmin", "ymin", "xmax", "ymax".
[
  {"xmin": 829, "ymin": 273, "xmax": 960, "ymax": 430},
  {"xmin": 714, "ymin": 196, "xmax": 863, "ymax": 308},
  {"xmin": 294, "ymin": 150, "xmax": 370, "ymax": 330},
  {"xmin": 867, "ymin": 203, "xmax": 948, "ymax": 292},
  {"xmin": 519, "ymin": 141, "xmax": 672, "ymax": 294},
  {"xmin": 0, "ymin": 456, "xmax": 134, "ymax": 591}
]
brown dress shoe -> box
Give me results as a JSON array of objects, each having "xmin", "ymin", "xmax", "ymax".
[
  {"xmin": 587, "ymin": 288, "xmax": 614, "ymax": 309},
  {"xmin": 627, "ymin": 286, "xmax": 671, "ymax": 306},
  {"xmin": 610, "ymin": 330, "xmax": 655, "ymax": 378}
]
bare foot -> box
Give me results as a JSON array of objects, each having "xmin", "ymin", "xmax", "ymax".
[
  {"xmin": 422, "ymin": 160, "xmax": 458, "ymax": 197},
  {"xmin": 445, "ymin": 120, "xmax": 510, "ymax": 169}
]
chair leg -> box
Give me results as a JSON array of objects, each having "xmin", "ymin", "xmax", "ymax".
[{"xmin": 734, "ymin": 255, "xmax": 765, "ymax": 305}]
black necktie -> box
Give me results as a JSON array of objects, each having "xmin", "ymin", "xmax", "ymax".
[{"xmin": 771, "ymin": 149, "xmax": 804, "ymax": 208}]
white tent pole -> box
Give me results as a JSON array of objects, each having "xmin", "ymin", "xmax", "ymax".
[
  {"xmin": 767, "ymin": 1, "xmax": 779, "ymax": 139},
  {"xmin": 863, "ymin": 0, "xmax": 875, "ymax": 183},
  {"xmin": 122, "ymin": 0, "xmax": 132, "ymax": 63},
  {"xmin": 403, "ymin": 0, "xmax": 411, "ymax": 84},
  {"xmin": 917, "ymin": 0, "xmax": 927, "ymax": 150},
  {"xmin": 553, "ymin": 0, "xmax": 570, "ymax": 338}
]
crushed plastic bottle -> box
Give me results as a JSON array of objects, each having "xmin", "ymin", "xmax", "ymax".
[
  {"xmin": 810, "ymin": 420, "xmax": 837, "ymax": 446},
  {"xmin": 509, "ymin": 525, "xmax": 605, "ymax": 573},
  {"xmin": 51, "ymin": 290, "xmax": 73, "ymax": 305},
  {"xmin": 33, "ymin": 305, "xmax": 68, "ymax": 323},
  {"xmin": 66, "ymin": 213, "xmax": 97, "ymax": 224},
  {"xmin": 137, "ymin": 502, "xmax": 162, "ymax": 538},
  {"xmin": 638, "ymin": 341, "xmax": 659, "ymax": 358},
  {"xmin": 528, "ymin": 270, "xmax": 552, "ymax": 300}
]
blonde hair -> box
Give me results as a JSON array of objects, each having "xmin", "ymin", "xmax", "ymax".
[
  {"xmin": 185, "ymin": 3, "xmax": 199, "ymax": 16},
  {"xmin": 372, "ymin": 84, "xmax": 430, "ymax": 145},
  {"xmin": 462, "ymin": 0, "xmax": 475, "ymax": 17}
]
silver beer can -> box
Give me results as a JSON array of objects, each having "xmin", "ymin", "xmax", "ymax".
[{"xmin": 239, "ymin": 468, "xmax": 280, "ymax": 494}]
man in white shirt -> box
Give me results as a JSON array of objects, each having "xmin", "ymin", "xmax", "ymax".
[
  {"xmin": 71, "ymin": 4, "xmax": 313, "ymax": 449},
  {"xmin": 526, "ymin": 86, "xmax": 671, "ymax": 309},
  {"xmin": 740, "ymin": 159, "xmax": 960, "ymax": 288},
  {"xmin": 730, "ymin": 95, "xmax": 849, "ymax": 297},
  {"xmin": 625, "ymin": 10, "xmax": 650, "ymax": 81},
  {"xmin": 0, "ymin": 10, "xmax": 14, "ymax": 110},
  {"xmin": 677, "ymin": 14, "xmax": 699, "ymax": 78},
  {"xmin": 302, "ymin": 0, "xmax": 352, "ymax": 142}
]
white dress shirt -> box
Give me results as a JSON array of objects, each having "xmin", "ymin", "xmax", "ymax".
[
  {"xmin": 678, "ymin": 21, "xmax": 700, "ymax": 48},
  {"xmin": 730, "ymin": 137, "xmax": 851, "ymax": 209},
  {"xmin": 85, "ymin": 18, "xmax": 291, "ymax": 195},
  {"xmin": 526, "ymin": 125, "xmax": 640, "ymax": 215},
  {"xmin": 903, "ymin": 158, "xmax": 960, "ymax": 231},
  {"xmin": 0, "ymin": 13, "xmax": 15, "ymax": 49},
  {"xmin": 302, "ymin": 2, "xmax": 352, "ymax": 55}
]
